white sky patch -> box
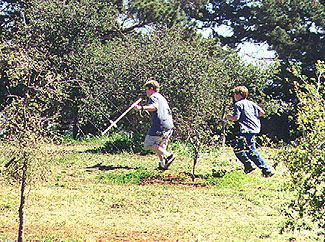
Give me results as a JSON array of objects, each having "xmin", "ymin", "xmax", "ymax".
[
  {"xmin": 238, "ymin": 42, "xmax": 276, "ymax": 59},
  {"xmin": 197, "ymin": 23, "xmax": 234, "ymax": 38},
  {"xmin": 197, "ymin": 26, "xmax": 276, "ymax": 64}
]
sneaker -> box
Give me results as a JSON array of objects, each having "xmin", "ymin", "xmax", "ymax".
[
  {"xmin": 158, "ymin": 162, "xmax": 166, "ymax": 171},
  {"xmin": 244, "ymin": 166, "xmax": 256, "ymax": 174},
  {"xmin": 164, "ymin": 154, "xmax": 175, "ymax": 170},
  {"xmin": 263, "ymin": 171, "xmax": 275, "ymax": 178}
]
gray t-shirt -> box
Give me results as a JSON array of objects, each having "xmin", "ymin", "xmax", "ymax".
[
  {"xmin": 147, "ymin": 92, "xmax": 174, "ymax": 136},
  {"xmin": 233, "ymin": 98, "xmax": 262, "ymax": 134}
]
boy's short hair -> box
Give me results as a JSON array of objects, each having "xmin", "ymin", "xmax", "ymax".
[
  {"xmin": 233, "ymin": 86, "xmax": 248, "ymax": 98},
  {"xmin": 144, "ymin": 80, "xmax": 160, "ymax": 92}
]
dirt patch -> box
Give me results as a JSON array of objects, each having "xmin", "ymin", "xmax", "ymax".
[{"xmin": 140, "ymin": 173, "xmax": 207, "ymax": 187}]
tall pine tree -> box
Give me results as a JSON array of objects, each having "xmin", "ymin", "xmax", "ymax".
[{"xmin": 199, "ymin": 0, "xmax": 324, "ymax": 101}]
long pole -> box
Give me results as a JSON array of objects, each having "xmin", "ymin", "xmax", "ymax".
[
  {"xmin": 221, "ymin": 103, "xmax": 227, "ymax": 147},
  {"xmin": 102, "ymin": 98, "xmax": 142, "ymax": 135}
]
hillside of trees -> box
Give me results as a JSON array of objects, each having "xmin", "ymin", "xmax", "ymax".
[
  {"xmin": 0, "ymin": 0, "xmax": 280, "ymax": 142},
  {"xmin": 2, "ymin": 0, "xmax": 322, "ymax": 142}
]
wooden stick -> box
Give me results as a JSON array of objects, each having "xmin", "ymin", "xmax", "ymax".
[{"xmin": 102, "ymin": 98, "xmax": 142, "ymax": 135}]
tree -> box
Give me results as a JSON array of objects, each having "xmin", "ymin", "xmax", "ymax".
[
  {"xmin": 0, "ymin": 0, "xmax": 26, "ymax": 37},
  {"xmin": 1, "ymin": 0, "xmax": 208, "ymax": 40},
  {"xmin": 0, "ymin": 0, "xmax": 208, "ymax": 138},
  {"xmin": 199, "ymin": 0, "xmax": 324, "ymax": 94},
  {"xmin": 0, "ymin": 43, "xmax": 63, "ymax": 241},
  {"xmin": 0, "ymin": 0, "xmax": 121, "ymax": 138},
  {"xmin": 279, "ymin": 60, "xmax": 325, "ymax": 240}
]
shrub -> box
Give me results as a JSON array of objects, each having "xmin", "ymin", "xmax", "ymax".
[
  {"xmin": 97, "ymin": 131, "xmax": 150, "ymax": 155},
  {"xmin": 280, "ymin": 61, "xmax": 325, "ymax": 239}
]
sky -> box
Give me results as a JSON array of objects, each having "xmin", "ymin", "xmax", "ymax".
[{"xmin": 198, "ymin": 26, "xmax": 277, "ymax": 64}]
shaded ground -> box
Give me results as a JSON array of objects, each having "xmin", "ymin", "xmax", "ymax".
[
  {"xmin": 1, "ymin": 225, "xmax": 175, "ymax": 242},
  {"xmin": 140, "ymin": 172, "xmax": 208, "ymax": 187}
]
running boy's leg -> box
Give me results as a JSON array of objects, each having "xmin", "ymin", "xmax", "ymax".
[
  {"xmin": 243, "ymin": 134, "xmax": 273, "ymax": 176},
  {"xmin": 232, "ymin": 136, "xmax": 255, "ymax": 173},
  {"xmin": 144, "ymin": 129, "xmax": 174, "ymax": 169}
]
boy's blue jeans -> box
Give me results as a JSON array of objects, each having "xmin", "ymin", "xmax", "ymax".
[{"xmin": 232, "ymin": 133, "xmax": 272, "ymax": 175}]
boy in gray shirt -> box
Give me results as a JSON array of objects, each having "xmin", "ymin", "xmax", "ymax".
[
  {"xmin": 226, "ymin": 86, "xmax": 274, "ymax": 177},
  {"xmin": 134, "ymin": 80, "xmax": 175, "ymax": 170}
]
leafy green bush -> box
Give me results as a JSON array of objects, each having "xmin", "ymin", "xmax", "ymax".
[
  {"xmin": 97, "ymin": 131, "xmax": 150, "ymax": 155},
  {"xmin": 279, "ymin": 61, "xmax": 325, "ymax": 239}
]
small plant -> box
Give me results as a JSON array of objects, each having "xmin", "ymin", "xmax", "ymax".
[{"xmin": 0, "ymin": 40, "xmax": 63, "ymax": 241}]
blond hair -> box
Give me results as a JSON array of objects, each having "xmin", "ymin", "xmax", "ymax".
[
  {"xmin": 144, "ymin": 80, "xmax": 160, "ymax": 92},
  {"xmin": 233, "ymin": 86, "xmax": 248, "ymax": 98}
]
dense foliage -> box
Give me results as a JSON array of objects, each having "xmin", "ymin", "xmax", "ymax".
[
  {"xmin": 2, "ymin": 0, "xmax": 323, "ymax": 141},
  {"xmin": 198, "ymin": 0, "xmax": 324, "ymax": 113},
  {"xmin": 0, "ymin": 0, "xmax": 207, "ymax": 38},
  {"xmin": 75, "ymin": 29, "xmax": 273, "ymax": 142},
  {"xmin": 1, "ymin": 0, "xmax": 275, "ymax": 142},
  {"xmin": 280, "ymin": 61, "xmax": 325, "ymax": 239}
]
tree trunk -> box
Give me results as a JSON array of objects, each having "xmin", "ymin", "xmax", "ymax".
[
  {"xmin": 72, "ymin": 104, "xmax": 79, "ymax": 140},
  {"xmin": 18, "ymin": 161, "xmax": 27, "ymax": 242},
  {"xmin": 221, "ymin": 103, "xmax": 227, "ymax": 147},
  {"xmin": 192, "ymin": 148, "xmax": 198, "ymax": 182},
  {"xmin": 190, "ymin": 138, "xmax": 199, "ymax": 182}
]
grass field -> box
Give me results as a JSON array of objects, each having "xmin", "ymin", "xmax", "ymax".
[{"xmin": 0, "ymin": 138, "xmax": 317, "ymax": 241}]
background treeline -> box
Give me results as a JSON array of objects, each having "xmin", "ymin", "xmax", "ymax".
[
  {"xmin": 3, "ymin": 0, "xmax": 323, "ymax": 143},
  {"xmin": 0, "ymin": 0, "xmax": 276, "ymax": 144}
]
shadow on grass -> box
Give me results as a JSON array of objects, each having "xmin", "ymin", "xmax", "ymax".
[
  {"xmin": 81, "ymin": 147, "xmax": 150, "ymax": 156},
  {"xmin": 86, "ymin": 162, "xmax": 140, "ymax": 171},
  {"xmin": 85, "ymin": 164, "xmax": 232, "ymax": 187},
  {"xmin": 183, "ymin": 168, "xmax": 228, "ymax": 179}
]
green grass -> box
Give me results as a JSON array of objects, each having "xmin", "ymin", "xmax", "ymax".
[{"xmin": 0, "ymin": 139, "xmax": 317, "ymax": 241}]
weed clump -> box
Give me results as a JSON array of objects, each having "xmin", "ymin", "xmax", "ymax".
[
  {"xmin": 95, "ymin": 132, "xmax": 150, "ymax": 155},
  {"xmin": 97, "ymin": 168, "xmax": 156, "ymax": 185}
]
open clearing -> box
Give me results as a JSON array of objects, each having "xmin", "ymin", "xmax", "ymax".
[{"xmin": 0, "ymin": 141, "xmax": 315, "ymax": 241}]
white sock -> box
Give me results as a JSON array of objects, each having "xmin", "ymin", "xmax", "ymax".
[{"xmin": 163, "ymin": 151, "xmax": 172, "ymax": 158}]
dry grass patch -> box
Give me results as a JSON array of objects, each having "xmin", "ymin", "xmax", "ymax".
[{"xmin": 0, "ymin": 141, "xmax": 316, "ymax": 241}]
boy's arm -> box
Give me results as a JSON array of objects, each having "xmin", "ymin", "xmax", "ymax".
[
  {"xmin": 134, "ymin": 95, "xmax": 158, "ymax": 112},
  {"xmin": 258, "ymin": 108, "xmax": 265, "ymax": 117},
  {"xmin": 226, "ymin": 114, "xmax": 239, "ymax": 121},
  {"xmin": 134, "ymin": 104, "xmax": 157, "ymax": 112}
]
